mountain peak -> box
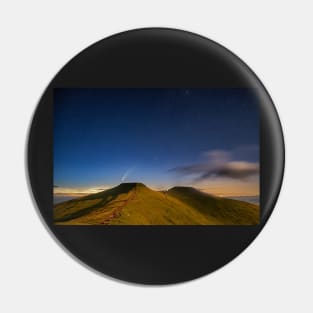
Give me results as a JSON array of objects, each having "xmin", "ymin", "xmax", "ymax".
[
  {"xmin": 120, "ymin": 182, "xmax": 146, "ymax": 187},
  {"xmin": 119, "ymin": 182, "xmax": 146, "ymax": 188},
  {"xmin": 169, "ymin": 186, "xmax": 198, "ymax": 192}
]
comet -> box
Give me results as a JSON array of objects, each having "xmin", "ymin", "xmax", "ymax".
[{"xmin": 121, "ymin": 167, "xmax": 134, "ymax": 182}]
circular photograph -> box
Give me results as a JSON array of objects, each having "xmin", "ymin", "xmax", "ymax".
[{"xmin": 28, "ymin": 28, "xmax": 284, "ymax": 284}]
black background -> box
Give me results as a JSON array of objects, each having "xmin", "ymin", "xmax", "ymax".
[{"xmin": 27, "ymin": 28, "xmax": 284, "ymax": 284}]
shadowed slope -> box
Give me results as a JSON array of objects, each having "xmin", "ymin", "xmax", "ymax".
[
  {"xmin": 54, "ymin": 183, "xmax": 142, "ymax": 223},
  {"xmin": 167, "ymin": 187, "xmax": 259, "ymax": 225}
]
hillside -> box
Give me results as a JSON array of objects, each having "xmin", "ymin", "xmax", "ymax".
[
  {"xmin": 54, "ymin": 183, "xmax": 259, "ymax": 225},
  {"xmin": 167, "ymin": 187, "xmax": 259, "ymax": 225}
]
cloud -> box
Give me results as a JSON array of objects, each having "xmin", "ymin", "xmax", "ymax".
[
  {"xmin": 170, "ymin": 149, "xmax": 259, "ymax": 181},
  {"xmin": 198, "ymin": 161, "xmax": 259, "ymax": 180},
  {"xmin": 53, "ymin": 185, "xmax": 59, "ymax": 188}
]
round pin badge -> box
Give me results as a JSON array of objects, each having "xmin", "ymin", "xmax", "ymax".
[{"xmin": 27, "ymin": 28, "xmax": 284, "ymax": 284}]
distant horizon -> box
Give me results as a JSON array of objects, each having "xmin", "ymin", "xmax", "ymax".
[
  {"xmin": 53, "ymin": 181, "xmax": 260, "ymax": 208},
  {"xmin": 54, "ymin": 180, "xmax": 260, "ymax": 198},
  {"xmin": 53, "ymin": 182, "xmax": 260, "ymax": 205},
  {"xmin": 54, "ymin": 88, "xmax": 259, "ymax": 199}
]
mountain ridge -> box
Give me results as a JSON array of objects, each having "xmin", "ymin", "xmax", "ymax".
[{"xmin": 54, "ymin": 182, "xmax": 259, "ymax": 225}]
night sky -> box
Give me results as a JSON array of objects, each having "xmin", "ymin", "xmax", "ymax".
[{"xmin": 54, "ymin": 88, "xmax": 259, "ymax": 197}]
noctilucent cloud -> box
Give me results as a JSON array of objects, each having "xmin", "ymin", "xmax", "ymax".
[{"xmin": 54, "ymin": 88, "xmax": 259, "ymax": 196}]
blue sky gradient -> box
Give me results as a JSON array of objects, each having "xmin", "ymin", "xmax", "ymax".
[{"xmin": 54, "ymin": 88, "xmax": 259, "ymax": 196}]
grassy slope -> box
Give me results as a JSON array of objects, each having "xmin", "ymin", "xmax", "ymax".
[
  {"xmin": 109, "ymin": 184, "xmax": 221, "ymax": 225},
  {"xmin": 168, "ymin": 187, "xmax": 259, "ymax": 225},
  {"xmin": 54, "ymin": 183, "xmax": 259, "ymax": 225},
  {"xmin": 54, "ymin": 183, "xmax": 137, "ymax": 224}
]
